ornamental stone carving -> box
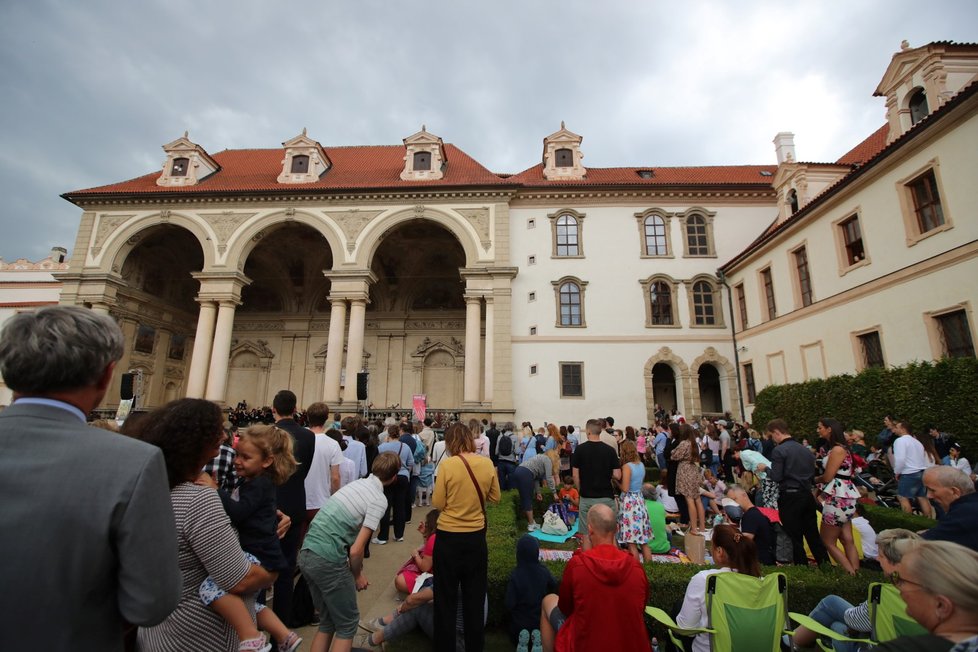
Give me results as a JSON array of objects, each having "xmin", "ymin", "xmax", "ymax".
[
  {"xmin": 326, "ymin": 209, "xmax": 383, "ymax": 252},
  {"xmin": 235, "ymin": 321, "xmax": 285, "ymax": 331},
  {"xmin": 405, "ymin": 319, "xmax": 464, "ymax": 330},
  {"xmin": 413, "ymin": 336, "xmax": 464, "ymax": 357},
  {"xmin": 203, "ymin": 211, "xmax": 256, "ymax": 248},
  {"xmin": 457, "ymin": 208, "xmax": 491, "ymax": 251},
  {"xmin": 91, "ymin": 214, "xmax": 135, "ymax": 256}
]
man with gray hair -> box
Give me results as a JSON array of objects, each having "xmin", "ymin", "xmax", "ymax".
[
  {"xmin": 0, "ymin": 306, "xmax": 180, "ymax": 651},
  {"xmin": 922, "ymin": 465, "xmax": 978, "ymax": 552}
]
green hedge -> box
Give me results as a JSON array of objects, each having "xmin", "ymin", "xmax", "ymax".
[
  {"xmin": 861, "ymin": 503, "xmax": 936, "ymax": 532},
  {"xmin": 485, "ymin": 488, "xmax": 880, "ymax": 629},
  {"xmin": 752, "ymin": 357, "xmax": 978, "ymax": 450}
]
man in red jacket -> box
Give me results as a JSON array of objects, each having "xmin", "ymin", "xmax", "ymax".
[{"xmin": 539, "ymin": 503, "xmax": 650, "ymax": 651}]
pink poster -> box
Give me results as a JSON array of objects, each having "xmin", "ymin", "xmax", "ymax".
[{"xmin": 412, "ymin": 394, "xmax": 427, "ymax": 422}]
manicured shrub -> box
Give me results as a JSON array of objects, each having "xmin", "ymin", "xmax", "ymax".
[
  {"xmin": 752, "ymin": 358, "xmax": 978, "ymax": 451},
  {"xmin": 861, "ymin": 503, "xmax": 936, "ymax": 532}
]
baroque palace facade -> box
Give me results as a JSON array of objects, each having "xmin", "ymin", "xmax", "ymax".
[{"xmin": 56, "ymin": 41, "xmax": 978, "ymax": 426}]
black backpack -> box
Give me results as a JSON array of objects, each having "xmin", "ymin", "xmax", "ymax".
[
  {"xmin": 498, "ymin": 433, "xmax": 514, "ymax": 457},
  {"xmin": 699, "ymin": 447, "xmax": 714, "ymax": 465}
]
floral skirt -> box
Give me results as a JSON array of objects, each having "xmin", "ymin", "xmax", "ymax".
[
  {"xmin": 821, "ymin": 479, "xmax": 860, "ymax": 526},
  {"xmin": 617, "ymin": 491, "xmax": 653, "ymax": 545}
]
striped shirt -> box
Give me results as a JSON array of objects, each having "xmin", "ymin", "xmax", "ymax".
[
  {"xmin": 138, "ymin": 483, "xmax": 252, "ymax": 651},
  {"xmin": 303, "ymin": 475, "xmax": 388, "ymax": 563}
]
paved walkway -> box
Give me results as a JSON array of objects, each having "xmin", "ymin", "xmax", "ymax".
[{"xmin": 290, "ymin": 512, "xmax": 429, "ymax": 650}]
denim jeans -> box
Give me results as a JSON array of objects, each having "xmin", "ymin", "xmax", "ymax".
[{"xmin": 809, "ymin": 594, "xmax": 860, "ymax": 652}]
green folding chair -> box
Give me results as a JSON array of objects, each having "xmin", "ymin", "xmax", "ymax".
[
  {"xmin": 646, "ymin": 572, "xmax": 793, "ymax": 651},
  {"xmin": 788, "ymin": 582, "xmax": 926, "ymax": 651}
]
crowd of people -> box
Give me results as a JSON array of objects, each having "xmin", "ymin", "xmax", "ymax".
[{"xmin": 4, "ymin": 305, "xmax": 978, "ymax": 652}]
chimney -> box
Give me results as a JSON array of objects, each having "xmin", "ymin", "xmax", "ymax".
[
  {"xmin": 773, "ymin": 132, "xmax": 796, "ymax": 164},
  {"xmin": 50, "ymin": 246, "xmax": 67, "ymax": 264}
]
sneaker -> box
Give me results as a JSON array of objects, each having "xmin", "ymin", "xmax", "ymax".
[
  {"xmin": 370, "ymin": 537, "xmax": 387, "ymax": 545},
  {"xmin": 239, "ymin": 634, "xmax": 271, "ymax": 652},
  {"xmin": 353, "ymin": 631, "xmax": 381, "ymax": 650},
  {"xmin": 394, "ymin": 536, "xmax": 404, "ymax": 542},
  {"xmin": 278, "ymin": 632, "xmax": 302, "ymax": 652},
  {"xmin": 527, "ymin": 523, "xmax": 540, "ymax": 532},
  {"xmin": 359, "ymin": 615, "xmax": 388, "ymax": 632}
]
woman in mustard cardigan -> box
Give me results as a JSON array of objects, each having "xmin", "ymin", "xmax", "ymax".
[{"xmin": 432, "ymin": 422, "xmax": 501, "ymax": 652}]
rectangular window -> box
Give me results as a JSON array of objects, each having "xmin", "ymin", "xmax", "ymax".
[
  {"xmin": 793, "ymin": 246, "xmax": 813, "ymax": 307},
  {"xmin": 528, "ymin": 255, "xmax": 536, "ymax": 265},
  {"xmin": 529, "ymin": 326, "xmax": 537, "ymax": 336},
  {"xmin": 857, "ymin": 331, "xmax": 885, "ymax": 368},
  {"xmin": 761, "ymin": 268, "xmax": 776, "ymax": 321},
  {"xmin": 528, "ymin": 291, "xmax": 536, "ymax": 302},
  {"xmin": 908, "ymin": 170, "xmax": 945, "ymax": 234},
  {"xmin": 936, "ymin": 310, "xmax": 976, "ymax": 358},
  {"xmin": 559, "ymin": 362, "xmax": 584, "ymax": 398},
  {"xmin": 529, "ymin": 364, "xmax": 538, "ymax": 375},
  {"xmin": 840, "ymin": 215, "xmax": 865, "ymax": 266},
  {"xmin": 735, "ymin": 283, "xmax": 748, "ymax": 330},
  {"xmin": 743, "ymin": 363, "xmax": 756, "ymax": 404},
  {"xmin": 527, "ymin": 218, "xmax": 536, "ymax": 229}
]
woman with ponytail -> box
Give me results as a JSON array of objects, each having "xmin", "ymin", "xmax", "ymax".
[{"xmin": 675, "ymin": 524, "xmax": 761, "ymax": 652}]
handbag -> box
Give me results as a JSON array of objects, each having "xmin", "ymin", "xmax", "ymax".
[{"xmin": 542, "ymin": 509, "xmax": 568, "ymax": 536}]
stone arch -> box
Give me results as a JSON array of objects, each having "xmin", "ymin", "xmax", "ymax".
[
  {"xmin": 225, "ymin": 209, "xmax": 343, "ymax": 271},
  {"xmin": 226, "ymin": 339, "xmax": 275, "ymax": 408},
  {"xmin": 356, "ymin": 206, "xmax": 483, "ymax": 269},
  {"xmin": 690, "ymin": 347, "xmax": 739, "ymax": 417},
  {"xmin": 411, "ymin": 338, "xmax": 465, "ymax": 409},
  {"xmin": 643, "ymin": 347, "xmax": 690, "ymax": 424},
  {"xmin": 103, "ymin": 212, "xmax": 213, "ymax": 273}
]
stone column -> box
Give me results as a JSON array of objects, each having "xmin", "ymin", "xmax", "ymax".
[
  {"xmin": 186, "ymin": 300, "xmax": 217, "ymax": 398},
  {"xmin": 90, "ymin": 302, "xmax": 112, "ymax": 315},
  {"xmin": 204, "ymin": 300, "xmax": 238, "ymax": 403},
  {"xmin": 483, "ymin": 296, "xmax": 494, "ymax": 403},
  {"xmin": 463, "ymin": 294, "xmax": 482, "ymax": 404},
  {"xmin": 342, "ymin": 299, "xmax": 368, "ymax": 404},
  {"xmin": 323, "ymin": 298, "xmax": 347, "ymax": 403}
]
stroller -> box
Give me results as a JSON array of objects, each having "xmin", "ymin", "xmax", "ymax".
[{"xmin": 852, "ymin": 459, "xmax": 900, "ymax": 508}]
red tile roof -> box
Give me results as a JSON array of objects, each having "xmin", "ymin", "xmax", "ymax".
[
  {"xmin": 65, "ymin": 144, "xmax": 514, "ymax": 198},
  {"xmin": 835, "ymin": 124, "xmax": 889, "ymax": 165},
  {"xmin": 508, "ymin": 164, "xmax": 778, "ymax": 187}
]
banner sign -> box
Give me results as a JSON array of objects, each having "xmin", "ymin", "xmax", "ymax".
[{"xmin": 412, "ymin": 394, "xmax": 427, "ymax": 422}]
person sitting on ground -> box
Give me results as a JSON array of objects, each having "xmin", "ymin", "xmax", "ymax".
[
  {"xmin": 394, "ymin": 509, "xmax": 439, "ymax": 594},
  {"xmin": 851, "ymin": 503, "xmax": 879, "ymax": 567},
  {"xmin": 356, "ymin": 577, "xmax": 488, "ymax": 651},
  {"xmin": 675, "ymin": 524, "xmax": 761, "ymax": 652},
  {"xmin": 725, "ymin": 485, "xmax": 776, "ymax": 566},
  {"xmin": 876, "ymin": 540, "xmax": 978, "ymax": 652},
  {"xmin": 948, "ymin": 444, "xmax": 973, "ymax": 479},
  {"xmin": 513, "ymin": 448, "xmax": 559, "ymax": 531},
  {"xmin": 539, "ymin": 504, "xmax": 650, "ymax": 652},
  {"xmin": 505, "ymin": 534, "xmax": 558, "ymax": 644},
  {"xmin": 791, "ymin": 528, "xmax": 921, "ymax": 651},
  {"xmin": 557, "ymin": 473, "xmax": 580, "ymax": 526},
  {"xmin": 656, "ymin": 481, "xmax": 680, "ymax": 514},
  {"xmin": 642, "ymin": 483, "xmax": 672, "ymax": 554},
  {"xmin": 700, "ymin": 468, "xmax": 726, "ymax": 518},
  {"xmin": 922, "ymin": 466, "xmax": 978, "ymax": 552}
]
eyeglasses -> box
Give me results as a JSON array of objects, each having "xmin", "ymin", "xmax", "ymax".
[{"xmin": 890, "ymin": 571, "xmax": 927, "ymax": 591}]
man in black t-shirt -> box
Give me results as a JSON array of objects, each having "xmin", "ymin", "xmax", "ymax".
[
  {"xmin": 572, "ymin": 418, "xmax": 621, "ymax": 550},
  {"xmin": 726, "ymin": 485, "xmax": 776, "ymax": 565}
]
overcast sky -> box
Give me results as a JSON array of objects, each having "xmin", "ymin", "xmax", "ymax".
[{"xmin": 1, "ymin": 0, "xmax": 976, "ymax": 262}]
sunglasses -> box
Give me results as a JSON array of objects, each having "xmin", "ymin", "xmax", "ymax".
[{"xmin": 890, "ymin": 571, "xmax": 927, "ymax": 591}]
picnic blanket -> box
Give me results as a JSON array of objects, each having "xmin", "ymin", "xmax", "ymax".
[
  {"xmin": 528, "ymin": 519, "xmax": 579, "ymax": 543},
  {"xmin": 538, "ymin": 547, "xmax": 694, "ymax": 564}
]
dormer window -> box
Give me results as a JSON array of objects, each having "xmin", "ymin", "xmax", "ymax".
[
  {"xmin": 788, "ymin": 189, "xmax": 799, "ymax": 215},
  {"xmin": 171, "ymin": 157, "xmax": 189, "ymax": 177},
  {"xmin": 290, "ymin": 155, "xmax": 310, "ymax": 173},
  {"xmin": 157, "ymin": 132, "xmax": 220, "ymax": 187},
  {"xmin": 542, "ymin": 122, "xmax": 586, "ymax": 180},
  {"xmin": 400, "ymin": 126, "xmax": 446, "ymax": 181},
  {"xmin": 414, "ymin": 151, "xmax": 432, "ymax": 171},
  {"xmin": 277, "ymin": 129, "xmax": 330, "ymax": 184},
  {"xmin": 909, "ymin": 89, "xmax": 929, "ymax": 125}
]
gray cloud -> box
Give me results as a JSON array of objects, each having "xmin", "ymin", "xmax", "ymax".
[{"xmin": 1, "ymin": 0, "xmax": 976, "ymax": 261}]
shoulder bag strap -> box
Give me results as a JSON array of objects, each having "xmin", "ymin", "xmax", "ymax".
[{"xmin": 457, "ymin": 454, "xmax": 487, "ymax": 527}]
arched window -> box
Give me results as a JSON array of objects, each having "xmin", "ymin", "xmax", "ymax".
[
  {"xmin": 649, "ymin": 281, "xmax": 673, "ymax": 325},
  {"xmin": 644, "ymin": 215, "xmax": 668, "ymax": 256},
  {"xmin": 290, "ymin": 155, "xmax": 309, "ymax": 174},
  {"xmin": 555, "ymin": 148, "xmax": 573, "ymax": 167},
  {"xmin": 686, "ymin": 214, "xmax": 710, "ymax": 256},
  {"xmin": 909, "ymin": 89, "xmax": 929, "ymax": 126},
  {"xmin": 787, "ymin": 189, "xmax": 799, "ymax": 215},
  {"xmin": 413, "ymin": 151, "xmax": 432, "ymax": 171},
  {"xmin": 692, "ymin": 280, "xmax": 718, "ymax": 326},
  {"xmin": 553, "ymin": 279, "xmax": 586, "ymax": 327},
  {"xmin": 171, "ymin": 157, "xmax": 189, "ymax": 177},
  {"xmin": 555, "ymin": 214, "xmax": 579, "ymax": 256}
]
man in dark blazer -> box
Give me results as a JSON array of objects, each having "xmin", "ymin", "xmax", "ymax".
[
  {"xmin": 0, "ymin": 306, "xmax": 180, "ymax": 651},
  {"xmin": 270, "ymin": 388, "xmax": 315, "ymax": 626}
]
